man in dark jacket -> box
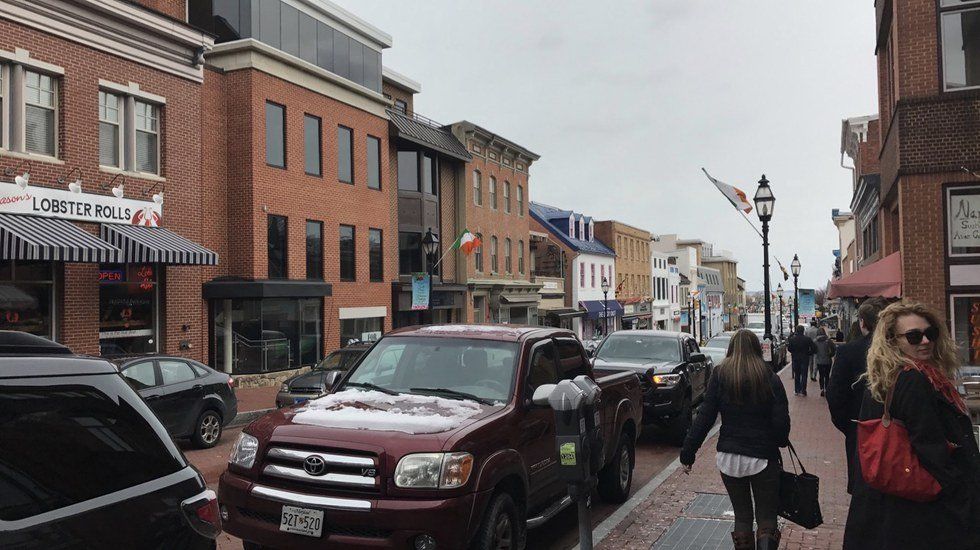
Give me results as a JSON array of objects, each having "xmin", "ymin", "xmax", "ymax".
[
  {"xmin": 786, "ymin": 325, "xmax": 816, "ymax": 396},
  {"xmin": 826, "ymin": 298, "xmax": 886, "ymax": 493}
]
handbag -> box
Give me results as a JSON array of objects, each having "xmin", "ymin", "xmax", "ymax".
[
  {"xmin": 855, "ymin": 381, "xmax": 942, "ymax": 502},
  {"xmin": 778, "ymin": 442, "xmax": 823, "ymax": 529}
]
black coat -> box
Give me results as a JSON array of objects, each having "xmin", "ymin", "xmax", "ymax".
[
  {"xmin": 786, "ymin": 334, "xmax": 816, "ymax": 368},
  {"xmin": 843, "ymin": 369, "xmax": 980, "ymax": 550},
  {"xmin": 826, "ymin": 335, "xmax": 871, "ymax": 493},
  {"xmin": 680, "ymin": 369, "xmax": 790, "ymax": 465}
]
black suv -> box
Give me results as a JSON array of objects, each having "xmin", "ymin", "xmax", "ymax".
[{"xmin": 0, "ymin": 332, "xmax": 221, "ymax": 548}]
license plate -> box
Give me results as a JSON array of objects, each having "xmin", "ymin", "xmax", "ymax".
[
  {"xmin": 294, "ymin": 397, "xmax": 308, "ymax": 404},
  {"xmin": 280, "ymin": 505, "xmax": 323, "ymax": 537}
]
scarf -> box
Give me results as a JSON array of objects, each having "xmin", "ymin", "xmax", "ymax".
[{"xmin": 905, "ymin": 360, "xmax": 969, "ymax": 417}]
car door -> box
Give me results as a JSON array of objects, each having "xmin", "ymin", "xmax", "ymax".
[
  {"xmin": 155, "ymin": 359, "xmax": 205, "ymax": 437},
  {"xmin": 519, "ymin": 339, "xmax": 561, "ymax": 508},
  {"xmin": 121, "ymin": 360, "xmax": 163, "ymax": 420}
]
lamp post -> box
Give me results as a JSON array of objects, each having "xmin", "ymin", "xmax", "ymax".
[
  {"xmin": 754, "ymin": 175, "xmax": 776, "ymax": 353},
  {"xmin": 421, "ymin": 228, "xmax": 439, "ymax": 323},
  {"xmin": 791, "ymin": 254, "xmax": 801, "ymax": 328},
  {"xmin": 601, "ymin": 277, "xmax": 611, "ymax": 337},
  {"xmin": 776, "ymin": 283, "xmax": 784, "ymax": 340}
]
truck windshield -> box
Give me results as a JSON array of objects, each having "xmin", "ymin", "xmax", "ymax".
[
  {"xmin": 343, "ymin": 337, "xmax": 519, "ymax": 403},
  {"xmin": 595, "ymin": 334, "xmax": 680, "ymax": 363}
]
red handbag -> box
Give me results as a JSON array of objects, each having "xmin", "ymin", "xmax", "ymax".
[{"xmin": 856, "ymin": 382, "xmax": 942, "ymax": 502}]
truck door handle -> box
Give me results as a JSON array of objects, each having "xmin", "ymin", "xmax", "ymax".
[
  {"xmin": 144, "ymin": 394, "xmax": 161, "ymax": 401},
  {"xmin": 193, "ymin": 384, "xmax": 204, "ymax": 390}
]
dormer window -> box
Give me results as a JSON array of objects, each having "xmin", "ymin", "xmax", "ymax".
[
  {"xmin": 568, "ymin": 215, "xmax": 575, "ymax": 238},
  {"xmin": 589, "ymin": 221, "xmax": 594, "ymax": 241},
  {"xmin": 578, "ymin": 218, "xmax": 584, "ymax": 240}
]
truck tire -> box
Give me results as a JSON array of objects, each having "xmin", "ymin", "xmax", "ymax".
[
  {"xmin": 598, "ymin": 432, "xmax": 634, "ymax": 503},
  {"xmin": 667, "ymin": 397, "xmax": 692, "ymax": 446},
  {"xmin": 471, "ymin": 492, "xmax": 522, "ymax": 550}
]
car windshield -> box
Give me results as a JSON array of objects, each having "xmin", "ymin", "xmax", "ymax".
[
  {"xmin": 314, "ymin": 352, "xmax": 346, "ymax": 371},
  {"xmin": 342, "ymin": 337, "xmax": 518, "ymax": 403},
  {"xmin": 705, "ymin": 348, "xmax": 728, "ymax": 364},
  {"xmin": 705, "ymin": 336, "xmax": 731, "ymax": 349},
  {"xmin": 595, "ymin": 334, "xmax": 680, "ymax": 363},
  {"xmin": 746, "ymin": 322, "xmax": 765, "ymax": 329}
]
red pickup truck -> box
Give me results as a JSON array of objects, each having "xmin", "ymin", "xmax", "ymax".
[{"xmin": 218, "ymin": 325, "xmax": 642, "ymax": 549}]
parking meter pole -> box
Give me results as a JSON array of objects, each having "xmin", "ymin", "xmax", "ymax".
[{"xmin": 575, "ymin": 482, "xmax": 593, "ymax": 550}]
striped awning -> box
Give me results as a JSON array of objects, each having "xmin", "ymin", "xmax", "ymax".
[
  {"xmin": 0, "ymin": 214, "xmax": 120, "ymax": 262},
  {"xmin": 101, "ymin": 224, "xmax": 218, "ymax": 265}
]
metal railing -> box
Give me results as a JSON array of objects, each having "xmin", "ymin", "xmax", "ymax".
[
  {"xmin": 389, "ymin": 107, "xmax": 445, "ymax": 130},
  {"xmin": 233, "ymin": 333, "xmax": 292, "ymax": 374}
]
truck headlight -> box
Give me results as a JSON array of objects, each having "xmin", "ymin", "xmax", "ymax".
[
  {"xmin": 394, "ymin": 452, "xmax": 474, "ymax": 489},
  {"xmin": 652, "ymin": 374, "xmax": 681, "ymax": 386},
  {"xmin": 228, "ymin": 432, "xmax": 259, "ymax": 468}
]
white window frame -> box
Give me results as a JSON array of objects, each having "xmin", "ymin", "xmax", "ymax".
[
  {"xmin": 0, "ymin": 63, "xmax": 7, "ymax": 151},
  {"xmin": 98, "ymin": 80, "xmax": 166, "ymax": 179},
  {"xmin": 134, "ymin": 100, "xmax": 160, "ymax": 175},
  {"xmin": 941, "ymin": 4, "xmax": 980, "ymax": 92},
  {"xmin": 24, "ymin": 69, "xmax": 58, "ymax": 159},
  {"xmin": 98, "ymin": 90, "xmax": 123, "ymax": 169}
]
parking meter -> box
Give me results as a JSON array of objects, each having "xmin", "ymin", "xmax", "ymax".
[{"xmin": 570, "ymin": 375, "xmax": 604, "ymax": 474}]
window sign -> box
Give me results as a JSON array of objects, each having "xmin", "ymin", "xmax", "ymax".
[
  {"xmin": 947, "ymin": 186, "xmax": 980, "ymax": 256},
  {"xmin": 99, "ymin": 263, "xmax": 157, "ymax": 356},
  {"xmin": 952, "ymin": 294, "xmax": 980, "ymax": 366}
]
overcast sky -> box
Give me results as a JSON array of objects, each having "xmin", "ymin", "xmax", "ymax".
[{"xmin": 338, "ymin": 0, "xmax": 879, "ymax": 291}]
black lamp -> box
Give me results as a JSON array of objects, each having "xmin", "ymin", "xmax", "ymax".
[{"xmin": 754, "ymin": 175, "xmax": 776, "ymax": 354}]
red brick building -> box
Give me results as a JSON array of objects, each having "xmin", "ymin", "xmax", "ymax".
[{"xmin": 0, "ymin": 1, "xmax": 215, "ymax": 358}]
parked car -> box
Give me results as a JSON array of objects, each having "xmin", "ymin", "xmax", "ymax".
[
  {"xmin": 591, "ymin": 330, "xmax": 710, "ymax": 445},
  {"xmin": 218, "ymin": 325, "xmax": 642, "ymax": 550},
  {"xmin": 0, "ymin": 331, "xmax": 221, "ymax": 548},
  {"xmin": 276, "ymin": 343, "xmax": 371, "ymax": 408},
  {"xmin": 744, "ymin": 319, "xmax": 787, "ymax": 369},
  {"xmin": 116, "ymin": 355, "xmax": 238, "ymax": 449},
  {"xmin": 702, "ymin": 332, "xmax": 735, "ymax": 365}
]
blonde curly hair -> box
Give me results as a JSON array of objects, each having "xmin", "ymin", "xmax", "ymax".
[{"xmin": 865, "ymin": 301, "xmax": 960, "ymax": 403}]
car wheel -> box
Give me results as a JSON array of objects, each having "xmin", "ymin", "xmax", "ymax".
[
  {"xmin": 192, "ymin": 410, "xmax": 223, "ymax": 449},
  {"xmin": 667, "ymin": 397, "xmax": 692, "ymax": 446},
  {"xmin": 471, "ymin": 492, "xmax": 522, "ymax": 550},
  {"xmin": 597, "ymin": 431, "xmax": 634, "ymax": 503}
]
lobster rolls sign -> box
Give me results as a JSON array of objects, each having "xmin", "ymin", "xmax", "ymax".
[{"xmin": 0, "ymin": 182, "xmax": 162, "ymax": 226}]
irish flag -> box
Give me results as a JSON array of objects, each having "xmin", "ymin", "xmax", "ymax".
[
  {"xmin": 702, "ymin": 168, "xmax": 753, "ymax": 214},
  {"xmin": 453, "ymin": 229, "xmax": 482, "ymax": 255}
]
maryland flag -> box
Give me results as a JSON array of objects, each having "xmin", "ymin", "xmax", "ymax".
[
  {"xmin": 702, "ymin": 168, "xmax": 753, "ymax": 214},
  {"xmin": 453, "ymin": 229, "xmax": 482, "ymax": 255},
  {"xmin": 776, "ymin": 258, "xmax": 790, "ymax": 281}
]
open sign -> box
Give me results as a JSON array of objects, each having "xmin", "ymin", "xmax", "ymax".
[{"xmin": 98, "ymin": 269, "xmax": 125, "ymax": 282}]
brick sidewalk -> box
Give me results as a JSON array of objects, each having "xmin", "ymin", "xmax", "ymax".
[{"xmin": 599, "ymin": 365, "xmax": 849, "ymax": 549}]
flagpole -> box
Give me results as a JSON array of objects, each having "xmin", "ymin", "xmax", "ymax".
[{"xmin": 432, "ymin": 230, "xmax": 465, "ymax": 269}]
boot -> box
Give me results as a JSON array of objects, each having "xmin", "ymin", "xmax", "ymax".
[
  {"xmin": 756, "ymin": 527, "xmax": 781, "ymax": 550},
  {"xmin": 731, "ymin": 531, "xmax": 755, "ymax": 550}
]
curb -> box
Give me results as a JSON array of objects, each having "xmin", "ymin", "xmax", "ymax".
[{"xmin": 229, "ymin": 407, "xmax": 274, "ymax": 428}]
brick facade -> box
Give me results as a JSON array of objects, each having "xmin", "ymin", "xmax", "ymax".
[{"xmin": 593, "ymin": 221, "xmax": 651, "ymax": 301}]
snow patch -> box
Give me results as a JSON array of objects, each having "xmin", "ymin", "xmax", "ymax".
[
  {"xmin": 291, "ymin": 389, "xmax": 485, "ymax": 434},
  {"xmin": 417, "ymin": 324, "xmax": 520, "ymax": 334}
]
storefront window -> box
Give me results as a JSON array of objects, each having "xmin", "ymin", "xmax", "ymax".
[
  {"xmin": 99, "ymin": 264, "xmax": 158, "ymax": 356},
  {"xmin": 0, "ymin": 260, "xmax": 54, "ymax": 339},
  {"xmin": 211, "ymin": 298, "xmax": 322, "ymax": 374},
  {"xmin": 340, "ymin": 317, "xmax": 383, "ymax": 347},
  {"xmin": 952, "ymin": 295, "xmax": 980, "ymax": 366}
]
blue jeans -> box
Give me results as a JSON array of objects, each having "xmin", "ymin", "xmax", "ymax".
[{"xmin": 792, "ymin": 356, "xmax": 808, "ymax": 394}]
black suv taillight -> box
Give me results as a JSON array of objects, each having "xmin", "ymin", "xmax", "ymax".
[{"xmin": 181, "ymin": 489, "xmax": 221, "ymax": 539}]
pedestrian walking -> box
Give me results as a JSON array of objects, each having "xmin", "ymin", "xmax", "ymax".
[
  {"xmin": 826, "ymin": 298, "xmax": 885, "ymax": 493},
  {"xmin": 787, "ymin": 325, "xmax": 816, "ymax": 396},
  {"xmin": 805, "ymin": 320, "xmax": 821, "ymax": 381},
  {"xmin": 680, "ymin": 329, "xmax": 790, "ymax": 550},
  {"xmin": 813, "ymin": 329, "xmax": 835, "ymax": 396},
  {"xmin": 843, "ymin": 301, "xmax": 980, "ymax": 549}
]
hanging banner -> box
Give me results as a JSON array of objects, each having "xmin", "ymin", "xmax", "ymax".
[
  {"xmin": 798, "ymin": 289, "xmax": 816, "ymax": 318},
  {"xmin": 411, "ymin": 272, "xmax": 430, "ymax": 311},
  {"xmin": 0, "ymin": 181, "xmax": 162, "ymax": 225}
]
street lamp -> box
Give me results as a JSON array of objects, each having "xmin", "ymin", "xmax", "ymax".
[
  {"xmin": 754, "ymin": 175, "xmax": 776, "ymax": 353},
  {"xmin": 776, "ymin": 283, "xmax": 784, "ymax": 340},
  {"xmin": 601, "ymin": 277, "xmax": 611, "ymax": 337},
  {"xmin": 421, "ymin": 228, "xmax": 439, "ymax": 319},
  {"xmin": 791, "ymin": 254, "xmax": 801, "ymax": 328}
]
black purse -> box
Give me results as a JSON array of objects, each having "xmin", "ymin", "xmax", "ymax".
[{"xmin": 778, "ymin": 442, "xmax": 823, "ymax": 529}]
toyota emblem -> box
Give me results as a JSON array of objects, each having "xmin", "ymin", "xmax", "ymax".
[{"xmin": 303, "ymin": 455, "xmax": 326, "ymax": 476}]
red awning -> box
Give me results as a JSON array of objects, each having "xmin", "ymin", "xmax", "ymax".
[{"xmin": 828, "ymin": 252, "xmax": 902, "ymax": 299}]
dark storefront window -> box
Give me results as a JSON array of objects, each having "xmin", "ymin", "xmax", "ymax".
[
  {"xmin": 211, "ymin": 298, "xmax": 322, "ymax": 374},
  {"xmin": 422, "ymin": 154, "xmax": 436, "ymax": 195},
  {"xmin": 369, "ymin": 228, "xmax": 383, "ymax": 282},
  {"xmin": 0, "ymin": 261, "xmax": 54, "ymax": 339},
  {"xmin": 340, "ymin": 316, "xmax": 383, "ymax": 347},
  {"xmin": 399, "ymin": 231, "xmax": 422, "ymax": 275},
  {"xmin": 265, "ymin": 101, "xmax": 285, "ymax": 168},
  {"xmin": 268, "ymin": 215, "xmax": 288, "ymax": 278},
  {"xmin": 306, "ymin": 220, "xmax": 323, "ymax": 280},
  {"xmin": 338, "ymin": 125, "xmax": 353, "ymax": 183},
  {"xmin": 367, "ymin": 135, "xmax": 381, "ymax": 189},
  {"xmin": 99, "ymin": 264, "xmax": 158, "ymax": 356},
  {"xmin": 340, "ymin": 224, "xmax": 355, "ymax": 281}
]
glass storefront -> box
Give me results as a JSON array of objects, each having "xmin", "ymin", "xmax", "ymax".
[
  {"xmin": 211, "ymin": 298, "xmax": 322, "ymax": 374},
  {"xmin": 99, "ymin": 264, "xmax": 158, "ymax": 356},
  {"xmin": 0, "ymin": 261, "xmax": 54, "ymax": 338},
  {"xmin": 952, "ymin": 294, "xmax": 980, "ymax": 366},
  {"xmin": 340, "ymin": 316, "xmax": 383, "ymax": 347}
]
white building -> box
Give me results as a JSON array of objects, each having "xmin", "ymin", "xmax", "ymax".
[
  {"xmin": 651, "ymin": 249, "xmax": 671, "ymax": 330},
  {"xmin": 668, "ymin": 261, "xmax": 682, "ymax": 331},
  {"xmin": 698, "ymin": 266, "xmax": 725, "ymax": 339}
]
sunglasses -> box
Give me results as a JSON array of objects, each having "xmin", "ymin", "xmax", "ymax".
[{"xmin": 897, "ymin": 326, "xmax": 939, "ymax": 345}]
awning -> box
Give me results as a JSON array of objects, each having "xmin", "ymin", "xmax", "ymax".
[
  {"xmin": 828, "ymin": 251, "xmax": 902, "ymax": 299},
  {"xmin": 542, "ymin": 307, "xmax": 586, "ymax": 319},
  {"xmin": 580, "ymin": 300, "xmax": 624, "ymax": 320},
  {"xmin": 203, "ymin": 278, "xmax": 332, "ymax": 300},
  {"xmin": 500, "ymin": 294, "xmax": 541, "ymax": 304},
  {"xmin": 101, "ymin": 224, "xmax": 218, "ymax": 265},
  {"xmin": 0, "ymin": 214, "xmax": 119, "ymax": 262}
]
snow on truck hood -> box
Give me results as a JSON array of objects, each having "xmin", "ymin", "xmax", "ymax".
[{"xmin": 290, "ymin": 389, "xmax": 489, "ymax": 435}]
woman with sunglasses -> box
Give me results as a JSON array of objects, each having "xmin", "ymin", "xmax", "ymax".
[{"xmin": 843, "ymin": 301, "xmax": 980, "ymax": 549}]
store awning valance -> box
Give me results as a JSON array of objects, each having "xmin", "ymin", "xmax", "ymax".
[
  {"xmin": 500, "ymin": 294, "xmax": 541, "ymax": 304},
  {"xmin": 580, "ymin": 300, "xmax": 624, "ymax": 320},
  {"xmin": 101, "ymin": 224, "xmax": 218, "ymax": 265},
  {"xmin": 0, "ymin": 214, "xmax": 119, "ymax": 262},
  {"xmin": 828, "ymin": 251, "xmax": 902, "ymax": 299}
]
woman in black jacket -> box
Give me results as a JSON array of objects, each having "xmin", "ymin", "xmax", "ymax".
[
  {"xmin": 680, "ymin": 329, "xmax": 791, "ymax": 550},
  {"xmin": 843, "ymin": 301, "xmax": 980, "ymax": 549}
]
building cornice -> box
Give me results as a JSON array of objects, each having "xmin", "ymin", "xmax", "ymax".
[
  {"xmin": 382, "ymin": 66, "xmax": 421, "ymax": 93},
  {"xmin": 297, "ymin": 0, "xmax": 392, "ymax": 48}
]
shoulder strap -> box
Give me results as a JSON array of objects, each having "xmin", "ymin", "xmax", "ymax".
[
  {"xmin": 786, "ymin": 441, "xmax": 807, "ymax": 475},
  {"xmin": 882, "ymin": 375, "xmax": 897, "ymax": 427}
]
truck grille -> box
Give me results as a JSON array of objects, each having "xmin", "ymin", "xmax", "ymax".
[{"xmin": 262, "ymin": 446, "xmax": 379, "ymax": 492}]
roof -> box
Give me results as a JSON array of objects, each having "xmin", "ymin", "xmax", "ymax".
[
  {"xmin": 387, "ymin": 324, "xmax": 571, "ymax": 342},
  {"xmin": 0, "ymin": 331, "xmax": 72, "ymax": 354},
  {"xmin": 828, "ymin": 251, "xmax": 902, "ymax": 299},
  {"xmin": 388, "ymin": 110, "xmax": 471, "ymax": 161},
  {"xmin": 382, "ymin": 66, "xmax": 421, "ymax": 93},
  {"xmin": 447, "ymin": 121, "xmax": 541, "ymax": 161},
  {"xmin": 529, "ymin": 202, "xmax": 616, "ymax": 257}
]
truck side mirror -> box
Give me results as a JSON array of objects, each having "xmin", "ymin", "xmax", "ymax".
[
  {"xmin": 323, "ymin": 370, "xmax": 342, "ymax": 390},
  {"xmin": 689, "ymin": 353, "xmax": 706, "ymax": 363},
  {"xmin": 531, "ymin": 384, "xmax": 556, "ymax": 407},
  {"xmin": 585, "ymin": 348, "xmax": 595, "ymax": 358}
]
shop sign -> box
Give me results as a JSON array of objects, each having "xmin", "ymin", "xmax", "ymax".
[
  {"xmin": 98, "ymin": 269, "xmax": 125, "ymax": 282},
  {"xmin": 0, "ymin": 181, "xmax": 162, "ymax": 226},
  {"xmin": 411, "ymin": 273, "xmax": 430, "ymax": 310},
  {"xmin": 624, "ymin": 304, "xmax": 635, "ymax": 315},
  {"xmin": 948, "ymin": 186, "xmax": 980, "ymax": 256},
  {"xmin": 361, "ymin": 331, "xmax": 381, "ymax": 342},
  {"xmin": 798, "ymin": 289, "xmax": 816, "ymax": 317}
]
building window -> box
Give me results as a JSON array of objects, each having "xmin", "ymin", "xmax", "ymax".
[
  {"xmin": 0, "ymin": 65, "xmax": 5, "ymax": 150},
  {"xmin": 211, "ymin": 298, "xmax": 322, "ymax": 373},
  {"xmin": 505, "ymin": 238, "xmax": 512, "ymax": 273},
  {"xmin": 591, "ymin": 263, "xmax": 596, "ymax": 287},
  {"xmin": 862, "ymin": 214, "xmax": 880, "ymax": 260},
  {"xmin": 25, "ymin": 71, "xmax": 57, "ymax": 157},
  {"xmin": 340, "ymin": 224, "xmax": 355, "ymax": 281},
  {"xmin": 369, "ymin": 228, "xmax": 383, "ymax": 282},
  {"xmin": 601, "ymin": 265, "xmax": 605, "ymax": 285},
  {"xmin": 473, "ymin": 170, "xmax": 483, "ymax": 206},
  {"xmin": 951, "ymin": 294, "xmax": 980, "ymax": 366},
  {"xmin": 518, "ymin": 240, "xmax": 525, "ymax": 274},
  {"xmin": 398, "ymin": 231, "xmax": 423, "ymax": 275},
  {"xmin": 268, "ymin": 214, "xmax": 288, "ymax": 278},
  {"xmin": 517, "ymin": 185, "xmax": 524, "ymax": 216},
  {"xmin": 341, "ymin": 316, "xmax": 383, "ymax": 348},
  {"xmin": 265, "ymin": 101, "xmax": 285, "ymax": 168},
  {"xmin": 422, "ymin": 154, "xmax": 437, "ymax": 195},
  {"xmin": 490, "ymin": 236, "xmax": 499, "ymax": 272},
  {"xmin": 99, "ymin": 263, "xmax": 158, "ymax": 356},
  {"xmin": 580, "ymin": 263, "xmax": 585, "ymax": 287},
  {"xmin": 367, "ymin": 135, "xmax": 381, "ymax": 189},
  {"xmin": 489, "ymin": 176, "xmax": 497, "ymax": 209},
  {"xmin": 394, "ymin": 98, "xmax": 407, "ymax": 114},
  {"xmin": 304, "ymin": 114, "xmax": 321, "ymax": 176},
  {"xmin": 941, "ymin": 3, "xmax": 980, "ymax": 91},
  {"xmin": 338, "ymin": 125, "xmax": 353, "ymax": 183},
  {"xmin": 0, "ymin": 260, "xmax": 54, "ymax": 339},
  {"xmin": 134, "ymin": 101, "xmax": 158, "ymax": 174},
  {"xmin": 474, "ymin": 232, "xmax": 484, "ymax": 272},
  {"xmin": 504, "ymin": 181, "xmax": 511, "ymax": 213},
  {"xmin": 98, "ymin": 91, "xmax": 121, "ymax": 167},
  {"xmin": 306, "ymin": 220, "xmax": 323, "ymax": 280},
  {"xmin": 397, "ymin": 150, "xmax": 418, "ymax": 191}
]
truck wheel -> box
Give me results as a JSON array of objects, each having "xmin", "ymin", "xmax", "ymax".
[
  {"xmin": 598, "ymin": 432, "xmax": 634, "ymax": 503},
  {"xmin": 471, "ymin": 492, "xmax": 522, "ymax": 550},
  {"xmin": 192, "ymin": 410, "xmax": 223, "ymax": 449},
  {"xmin": 667, "ymin": 397, "xmax": 692, "ymax": 446}
]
